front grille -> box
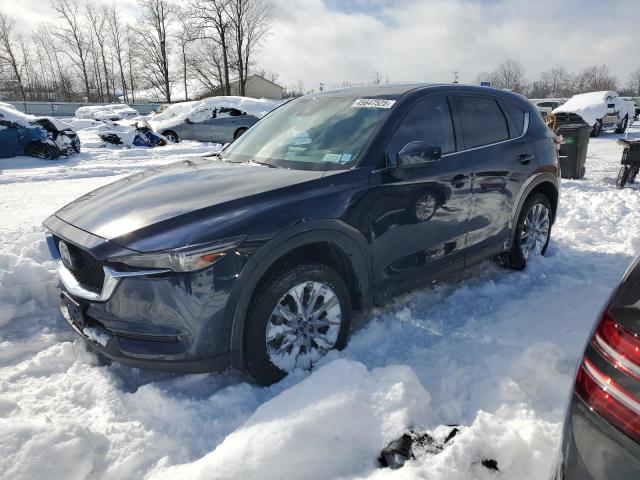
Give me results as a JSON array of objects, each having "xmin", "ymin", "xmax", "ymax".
[{"xmin": 55, "ymin": 237, "xmax": 105, "ymax": 292}]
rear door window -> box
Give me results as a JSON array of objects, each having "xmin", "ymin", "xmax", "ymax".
[
  {"xmin": 456, "ymin": 96, "xmax": 509, "ymax": 149},
  {"xmin": 386, "ymin": 95, "xmax": 456, "ymax": 162}
]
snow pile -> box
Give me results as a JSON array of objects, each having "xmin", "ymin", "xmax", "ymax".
[
  {"xmin": 151, "ymin": 360, "xmax": 431, "ymax": 480},
  {"xmin": 0, "ymin": 122, "xmax": 639, "ymax": 479},
  {"xmin": 149, "ymin": 96, "xmax": 280, "ymax": 132},
  {"xmin": 553, "ymin": 91, "xmax": 634, "ymax": 126},
  {"xmin": 75, "ymin": 104, "xmax": 139, "ymax": 121}
]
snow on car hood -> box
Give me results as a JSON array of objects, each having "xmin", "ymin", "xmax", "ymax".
[{"xmin": 552, "ymin": 91, "xmax": 628, "ymax": 126}]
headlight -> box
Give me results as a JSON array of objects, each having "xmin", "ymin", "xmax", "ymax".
[{"xmin": 109, "ymin": 236, "xmax": 245, "ymax": 272}]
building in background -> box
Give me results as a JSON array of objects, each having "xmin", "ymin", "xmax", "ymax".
[{"xmin": 228, "ymin": 75, "xmax": 283, "ymax": 100}]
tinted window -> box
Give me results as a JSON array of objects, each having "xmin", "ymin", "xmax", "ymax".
[
  {"xmin": 386, "ymin": 96, "xmax": 455, "ymax": 161},
  {"xmin": 457, "ymin": 96, "xmax": 509, "ymax": 148},
  {"xmin": 504, "ymin": 100, "xmax": 526, "ymax": 138}
]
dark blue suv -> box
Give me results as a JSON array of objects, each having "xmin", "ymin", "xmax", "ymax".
[{"xmin": 43, "ymin": 84, "xmax": 560, "ymax": 384}]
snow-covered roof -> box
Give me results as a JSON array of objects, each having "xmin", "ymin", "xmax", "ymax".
[
  {"xmin": 553, "ymin": 91, "xmax": 619, "ymax": 126},
  {"xmin": 149, "ymin": 96, "xmax": 280, "ymax": 131}
]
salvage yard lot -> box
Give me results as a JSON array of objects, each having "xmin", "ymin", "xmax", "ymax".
[{"xmin": 1, "ymin": 125, "xmax": 639, "ymax": 479}]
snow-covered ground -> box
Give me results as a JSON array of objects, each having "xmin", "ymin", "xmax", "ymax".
[{"xmin": 1, "ymin": 124, "xmax": 639, "ymax": 479}]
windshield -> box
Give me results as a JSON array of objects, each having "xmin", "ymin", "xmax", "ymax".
[{"xmin": 223, "ymin": 96, "xmax": 394, "ymax": 170}]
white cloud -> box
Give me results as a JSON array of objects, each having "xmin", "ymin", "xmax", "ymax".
[{"xmin": 1, "ymin": 0, "xmax": 639, "ymax": 91}]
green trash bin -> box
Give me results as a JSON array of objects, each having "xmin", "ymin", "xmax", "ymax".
[{"xmin": 556, "ymin": 122, "xmax": 591, "ymax": 179}]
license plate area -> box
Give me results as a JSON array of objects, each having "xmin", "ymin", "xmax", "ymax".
[{"xmin": 60, "ymin": 291, "xmax": 87, "ymax": 331}]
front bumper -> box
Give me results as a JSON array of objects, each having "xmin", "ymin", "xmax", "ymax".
[{"xmin": 44, "ymin": 217, "xmax": 248, "ymax": 373}]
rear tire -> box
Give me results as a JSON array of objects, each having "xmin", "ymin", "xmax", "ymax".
[
  {"xmin": 617, "ymin": 166, "xmax": 630, "ymax": 189},
  {"xmin": 591, "ymin": 120, "xmax": 602, "ymax": 137},
  {"xmin": 163, "ymin": 130, "xmax": 179, "ymax": 143},
  {"xmin": 499, "ymin": 193, "xmax": 552, "ymax": 271},
  {"xmin": 243, "ymin": 262, "xmax": 352, "ymax": 385}
]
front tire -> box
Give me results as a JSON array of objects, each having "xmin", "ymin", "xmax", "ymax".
[
  {"xmin": 25, "ymin": 142, "xmax": 57, "ymax": 160},
  {"xmin": 616, "ymin": 116, "xmax": 628, "ymax": 134},
  {"xmin": 163, "ymin": 130, "xmax": 179, "ymax": 143},
  {"xmin": 499, "ymin": 193, "xmax": 552, "ymax": 271},
  {"xmin": 244, "ymin": 262, "xmax": 352, "ymax": 385},
  {"xmin": 629, "ymin": 166, "xmax": 638, "ymax": 185}
]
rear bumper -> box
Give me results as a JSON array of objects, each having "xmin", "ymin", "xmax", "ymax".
[{"xmin": 554, "ymin": 394, "xmax": 640, "ymax": 480}]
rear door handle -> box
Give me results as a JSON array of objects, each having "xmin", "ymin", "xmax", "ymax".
[
  {"xmin": 451, "ymin": 174, "xmax": 471, "ymax": 188},
  {"xmin": 519, "ymin": 153, "xmax": 534, "ymax": 165}
]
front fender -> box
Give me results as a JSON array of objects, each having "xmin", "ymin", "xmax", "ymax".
[{"xmin": 226, "ymin": 219, "xmax": 371, "ymax": 367}]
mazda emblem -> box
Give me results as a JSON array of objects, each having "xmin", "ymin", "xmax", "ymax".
[{"xmin": 58, "ymin": 241, "xmax": 75, "ymax": 270}]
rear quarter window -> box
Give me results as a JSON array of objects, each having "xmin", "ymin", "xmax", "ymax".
[{"xmin": 504, "ymin": 100, "xmax": 527, "ymax": 138}]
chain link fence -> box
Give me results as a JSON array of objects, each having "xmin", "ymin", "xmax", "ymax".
[{"xmin": 5, "ymin": 101, "xmax": 165, "ymax": 117}]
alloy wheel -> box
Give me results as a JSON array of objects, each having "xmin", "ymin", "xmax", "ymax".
[
  {"xmin": 265, "ymin": 281, "xmax": 342, "ymax": 372},
  {"xmin": 520, "ymin": 203, "xmax": 550, "ymax": 260}
]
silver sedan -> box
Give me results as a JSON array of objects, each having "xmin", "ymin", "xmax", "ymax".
[{"xmin": 157, "ymin": 107, "xmax": 259, "ymax": 143}]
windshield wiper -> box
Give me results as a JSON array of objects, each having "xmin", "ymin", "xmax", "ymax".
[{"xmin": 247, "ymin": 160, "xmax": 279, "ymax": 168}]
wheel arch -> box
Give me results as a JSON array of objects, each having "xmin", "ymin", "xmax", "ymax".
[
  {"xmin": 227, "ymin": 220, "xmax": 372, "ymax": 367},
  {"xmin": 511, "ymin": 173, "xmax": 559, "ymax": 231}
]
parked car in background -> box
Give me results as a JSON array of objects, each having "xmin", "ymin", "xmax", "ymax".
[
  {"xmin": 0, "ymin": 105, "xmax": 80, "ymax": 159},
  {"xmin": 621, "ymin": 97, "xmax": 640, "ymax": 120},
  {"xmin": 43, "ymin": 84, "xmax": 560, "ymax": 385},
  {"xmin": 554, "ymin": 256, "xmax": 640, "ymax": 480},
  {"xmin": 553, "ymin": 91, "xmax": 636, "ymax": 137},
  {"xmin": 530, "ymin": 98, "xmax": 567, "ymax": 120},
  {"xmin": 75, "ymin": 104, "xmax": 139, "ymax": 122},
  {"xmin": 149, "ymin": 96, "xmax": 280, "ymax": 144}
]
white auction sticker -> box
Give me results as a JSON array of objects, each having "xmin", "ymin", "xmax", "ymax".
[{"xmin": 351, "ymin": 99, "xmax": 396, "ymax": 108}]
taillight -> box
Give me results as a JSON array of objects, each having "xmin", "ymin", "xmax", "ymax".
[
  {"xmin": 575, "ymin": 309, "xmax": 640, "ymax": 443},
  {"xmin": 553, "ymin": 135, "xmax": 563, "ymax": 151}
]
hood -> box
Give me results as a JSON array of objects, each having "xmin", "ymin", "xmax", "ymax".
[{"xmin": 54, "ymin": 158, "xmax": 325, "ymax": 243}]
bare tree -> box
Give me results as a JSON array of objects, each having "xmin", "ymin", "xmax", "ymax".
[
  {"xmin": 137, "ymin": 0, "xmax": 175, "ymax": 102},
  {"xmin": 571, "ymin": 65, "xmax": 617, "ymax": 94},
  {"xmin": 629, "ymin": 66, "xmax": 640, "ymax": 96},
  {"xmin": 125, "ymin": 26, "xmax": 138, "ymax": 102},
  {"xmin": 189, "ymin": 0, "xmax": 232, "ymax": 95},
  {"xmin": 189, "ymin": 37, "xmax": 225, "ymax": 95},
  {"xmin": 174, "ymin": 9, "xmax": 197, "ymax": 101},
  {"xmin": 226, "ymin": 0, "xmax": 271, "ymax": 96},
  {"xmin": 33, "ymin": 24, "xmax": 74, "ymax": 101},
  {"xmin": 0, "ymin": 13, "xmax": 27, "ymax": 101},
  {"xmin": 51, "ymin": 0, "xmax": 92, "ymax": 100},
  {"xmin": 107, "ymin": 4, "xmax": 129, "ymax": 102},
  {"xmin": 86, "ymin": 3, "xmax": 112, "ymax": 101}
]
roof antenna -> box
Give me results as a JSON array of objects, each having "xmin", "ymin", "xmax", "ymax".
[{"xmin": 453, "ymin": 71, "xmax": 459, "ymax": 84}]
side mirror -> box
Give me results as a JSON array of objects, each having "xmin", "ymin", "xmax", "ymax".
[{"xmin": 396, "ymin": 141, "xmax": 442, "ymax": 169}]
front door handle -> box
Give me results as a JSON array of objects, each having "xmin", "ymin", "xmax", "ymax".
[
  {"xmin": 519, "ymin": 153, "xmax": 534, "ymax": 165},
  {"xmin": 451, "ymin": 174, "xmax": 471, "ymax": 188}
]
